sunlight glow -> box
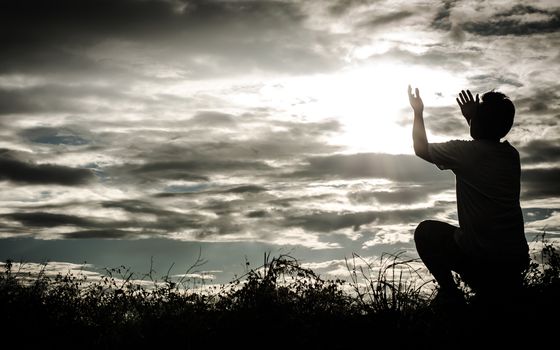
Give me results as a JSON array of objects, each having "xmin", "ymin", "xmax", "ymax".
[{"xmin": 226, "ymin": 62, "xmax": 466, "ymax": 154}]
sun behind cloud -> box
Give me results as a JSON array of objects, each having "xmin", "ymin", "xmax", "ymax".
[{"xmin": 223, "ymin": 61, "xmax": 466, "ymax": 154}]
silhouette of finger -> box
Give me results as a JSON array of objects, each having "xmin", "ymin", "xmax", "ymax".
[
  {"xmin": 415, "ymin": 88, "xmax": 420, "ymax": 98},
  {"xmin": 467, "ymin": 90, "xmax": 474, "ymax": 102},
  {"xmin": 456, "ymin": 97, "xmax": 462, "ymax": 106},
  {"xmin": 475, "ymin": 93, "xmax": 479, "ymax": 103},
  {"xmin": 459, "ymin": 91, "xmax": 466, "ymax": 104}
]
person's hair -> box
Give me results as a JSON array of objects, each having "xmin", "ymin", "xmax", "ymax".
[{"xmin": 470, "ymin": 91, "xmax": 515, "ymax": 140}]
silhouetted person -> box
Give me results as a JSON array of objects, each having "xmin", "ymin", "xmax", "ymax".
[{"xmin": 407, "ymin": 86, "xmax": 529, "ymax": 304}]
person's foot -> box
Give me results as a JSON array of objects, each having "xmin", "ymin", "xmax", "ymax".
[{"xmin": 431, "ymin": 288, "xmax": 466, "ymax": 310}]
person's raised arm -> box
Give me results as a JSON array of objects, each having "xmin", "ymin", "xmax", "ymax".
[{"xmin": 408, "ymin": 85, "xmax": 432, "ymax": 162}]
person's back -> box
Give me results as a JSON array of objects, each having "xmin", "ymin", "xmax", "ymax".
[
  {"xmin": 407, "ymin": 87, "xmax": 529, "ymax": 300},
  {"xmin": 430, "ymin": 139, "xmax": 527, "ymax": 259}
]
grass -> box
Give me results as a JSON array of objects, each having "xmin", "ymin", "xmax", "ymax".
[{"xmin": 1, "ymin": 234, "xmax": 559, "ymax": 349}]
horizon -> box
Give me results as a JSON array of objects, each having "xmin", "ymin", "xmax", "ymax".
[{"xmin": 1, "ymin": 0, "xmax": 559, "ymax": 285}]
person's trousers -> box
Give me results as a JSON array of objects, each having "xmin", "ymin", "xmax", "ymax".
[{"xmin": 414, "ymin": 220, "xmax": 528, "ymax": 295}]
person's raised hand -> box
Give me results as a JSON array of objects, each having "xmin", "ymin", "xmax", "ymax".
[
  {"xmin": 456, "ymin": 89, "xmax": 479, "ymax": 124},
  {"xmin": 408, "ymin": 85, "xmax": 424, "ymax": 114}
]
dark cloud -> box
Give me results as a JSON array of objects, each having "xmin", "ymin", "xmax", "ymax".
[
  {"xmin": 154, "ymin": 183, "xmax": 268, "ymax": 198},
  {"xmin": 197, "ymin": 214, "xmax": 245, "ymax": 237},
  {"xmin": 515, "ymin": 89, "xmax": 560, "ymax": 115},
  {"xmin": 398, "ymin": 105, "xmax": 467, "ymax": 137},
  {"xmin": 136, "ymin": 159, "xmax": 272, "ymax": 174},
  {"xmin": 268, "ymin": 194, "xmax": 335, "ymax": 208},
  {"xmin": 467, "ymin": 74, "xmax": 524, "ymax": 89},
  {"xmin": 328, "ymin": 0, "xmax": 368, "ymax": 16},
  {"xmin": 286, "ymin": 153, "xmax": 454, "ymax": 182},
  {"xmin": 226, "ymin": 185, "xmax": 267, "ymax": 194},
  {"xmin": 202, "ymin": 199, "xmax": 248, "ymax": 215},
  {"xmin": 523, "ymin": 207, "xmax": 556, "ymax": 223},
  {"xmin": 19, "ymin": 127, "xmax": 89, "ymax": 145},
  {"xmin": 189, "ymin": 111, "xmax": 236, "ymax": 127},
  {"xmin": 114, "ymin": 117, "xmax": 342, "ymax": 165},
  {"xmin": 462, "ymin": 5, "xmax": 560, "ymax": 36},
  {"xmin": 521, "ymin": 167, "xmax": 560, "ymax": 200},
  {"xmin": 0, "ymin": 149, "xmax": 94, "ymax": 185},
  {"xmin": 432, "ymin": 3, "xmax": 560, "ymax": 37},
  {"xmin": 97, "ymin": 116, "xmax": 343, "ymax": 188},
  {"xmin": 0, "ymin": 84, "xmax": 128, "ymax": 115},
  {"xmin": 0, "ymin": 0, "xmax": 339, "ymax": 77},
  {"xmin": 358, "ymin": 10, "xmax": 414, "ymax": 29},
  {"xmin": 101, "ymin": 200, "xmax": 180, "ymax": 217},
  {"xmin": 431, "ymin": 0, "xmax": 459, "ymax": 31},
  {"xmin": 284, "ymin": 208, "xmax": 438, "ymax": 232},
  {"xmin": 3, "ymin": 212, "xmax": 93, "ymax": 228},
  {"xmin": 63, "ymin": 229, "xmax": 135, "ymax": 239},
  {"xmin": 105, "ymin": 157, "xmax": 276, "ymax": 186},
  {"xmin": 0, "ymin": 46, "xmax": 121, "ymax": 78},
  {"xmin": 368, "ymin": 46, "xmax": 480, "ymax": 71},
  {"xmin": 100, "ymin": 200, "xmax": 206, "ymax": 231},
  {"xmin": 425, "ymin": 107, "xmax": 468, "ymax": 136},
  {"xmin": 246, "ymin": 210, "xmax": 269, "ymax": 218},
  {"xmin": 347, "ymin": 183, "xmax": 448, "ymax": 205},
  {"xmin": 2, "ymin": 198, "xmax": 209, "ymax": 237},
  {"xmin": 519, "ymin": 139, "xmax": 560, "ymax": 164}
]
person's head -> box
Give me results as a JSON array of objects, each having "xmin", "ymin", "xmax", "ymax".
[{"xmin": 470, "ymin": 91, "xmax": 515, "ymax": 141}]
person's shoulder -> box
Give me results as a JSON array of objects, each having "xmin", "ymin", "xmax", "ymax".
[
  {"xmin": 435, "ymin": 139, "xmax": 473, "ymax": 146},
  {"xmin": 501, "ymin": 140, "xmax": 517, "ymax": 150},
  {"xmin": 501, "ymin": 140, "xmax": 521, "ymax": 158},
  {"xmin": 444, "ymin": 139, "xmax": 477, "ymax": 149}
]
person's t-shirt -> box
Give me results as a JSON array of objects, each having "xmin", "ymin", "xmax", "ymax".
[{"xmin": 428, "ymin": 139, "xmax": 528, "ymax": 259}]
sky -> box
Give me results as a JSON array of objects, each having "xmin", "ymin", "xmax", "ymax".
[{"xmin": 0, "ymin": 0, "xmax": 559, "ymax": 285}]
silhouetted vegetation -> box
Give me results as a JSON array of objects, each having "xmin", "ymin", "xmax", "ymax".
[{"xmin": 1, "ymin": 235, "xmax": 558, "ymax": 349}]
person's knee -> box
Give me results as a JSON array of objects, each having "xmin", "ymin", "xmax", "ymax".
[{"xmin": 414, "ymin": 220, "xmax": 436, "ymax": 245}]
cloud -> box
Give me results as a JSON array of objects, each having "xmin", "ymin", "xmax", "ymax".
[
  {"xmin": 461, "ymin": 5, "xmax": 560, "ymax": 37},
  {"xmin": 0, "ymin": 198, "xmax": 209, "ymax": 238},
  {"xmin": 366, "ymin": 46, "xmax": 480, "ymax": 72},
  {"xmin": 3, "ymin": 212, "xmax": 94, "ymax": 227},
  {"xmin": 431, "ymin": 0, "xmax": 457, "ymax": 31},
  {"xmin": 286, "ymin": 152, "xmax": 454, "ymax": 182},
  {"xmin": 432, "ymin": 3, "xmax": 560, "ymax": 38},
  {"xmin": 90, "ymin": 116, "xmax": 343, "ymax": 188},
  {"xmin": 189, "ymin": 111, "xmax": 236, "ymax": 127},
  {"xmin": 284, "ymin": 208, "xmax": 437, "ymax": 233},
  {"xmin": 246, "ymin": 210, "xmax": 269, "ymax": 218},
  {"xmin": 327, "ymin": 0, "xmax": 368, "ymax": 16},
  {"xmin": 0, "ymin": 0, "xmax": 341, "ymax": 77},
  {"xmin": 109, "ymin": 159, "xmax": 273, "ymax": 185},
  {"xmin": 362, "ymin": 224, "xmax": 416, "ymax": 247},
  {"xmin": 521, "ymin": 167, "xmax": 560, "ymax": 200},
  {"xmin": 19, "ymin": 126, "xmax": 89, "ymax": 146},
  {"xmin": 100, "ymin": 200, "xmax": 207, "ymax": 232},
  {"xmin": 63, "ymin": 229, "xmax": 136, "ymax": 239},
  {"xmin": 523, "ymin": 207, "xmax": 556, "ymax": 224},
  {"xmin": 525, "ymin": 210, "xmax": 560, "ymax": 234},
  {"xmin": 397, "ymin": 105, "xmax": 468, "ymax": 137},
  {"xmin": 136, "ymin": 160, "xmax": 272, "ymax": 173},
  {"xmin": 519, "ymin": 139, "xmax": 560, "ymax": 165},
  {"xmin": 347, "ymin": 183, "xmax": 448, "ymax": 205},
  {"xmin": 515, "ymin": 89, "xmax": 560, "ymax": 116},
  {"xmin": 226, "ymin": 185, "xmax": 267, "ymax": 194},
  {"xmin": 101, "ymin": 199, "xmax": 184, "ymax": 216},
  {"xmin": 467, "ymin": 74, "xmax": 524, "ymax": 89},
  {"xmin": 0, "ymin": 149, "xmax": 94, "ymax": 185},
  {"xmin": 0, "ymin": 84, "xmax": 130, "ymax": 115},
  {"xmin": 357, "ymin": 10, "xmax": 415, "ymax": 29}
]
